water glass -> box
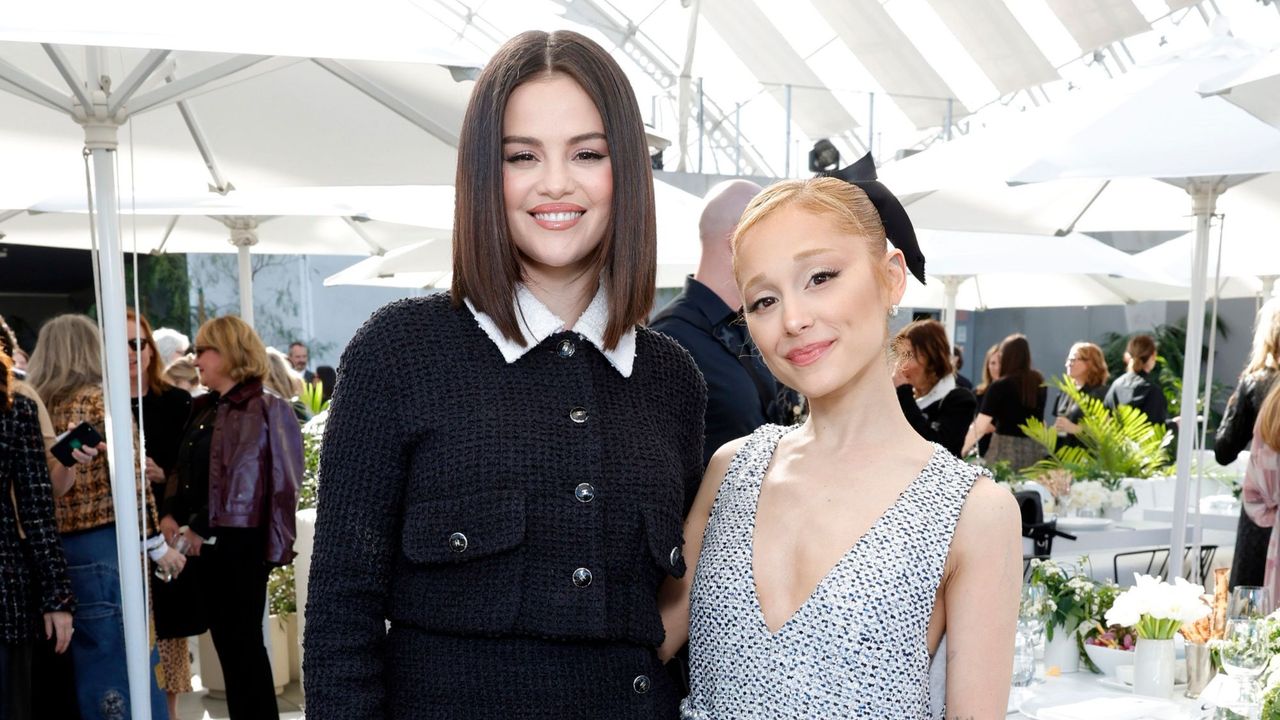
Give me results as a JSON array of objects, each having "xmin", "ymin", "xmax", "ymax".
[
  {"xmin": 1229, "ymin": 586, "xmax": 1272, "ymax": 620},
  {"xmin": 1019, "ymin": 584, "xmax": 1047, "ymax": 644},
  {"xmin": 1221, "ymin": 618, "xmax": 1270, "ymax": 679},
  {"xmin": 1012, "ymin": 631, "xmax": 1036, "ymax": 687}
]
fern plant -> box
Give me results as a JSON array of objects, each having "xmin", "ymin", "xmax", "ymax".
[{"xmin": 1020, "ymin": 375, "xmax": 1173, "ymax": 496}]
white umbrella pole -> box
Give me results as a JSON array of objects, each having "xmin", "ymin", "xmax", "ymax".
[
  {"xmin": 229, "ymin": 220, "xmax": 259, "ymax": 328},
  {"xmin": 942, "ymin": 276, "xmax": 961, "ymax": 349},
  {"xmin": 87, "ymin": 142, "xmax": 153, "ymax": 719},
  {"xmin": 1263, "ymin": 275, "xmax": 1278, "ymax": 300},
  {"xmin": 1168, "ymin": 182, "xmax": 1222, "ymax": 580}
]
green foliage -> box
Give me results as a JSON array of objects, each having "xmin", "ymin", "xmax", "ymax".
[
  {"xmin": 1027, "ymin": 557, "xmax": 1100, "ymax": 640},
  {"xmin": 299, "ymin": 415, "xmax": 324, "ymax": 511},
  {"xmin": 984, "ymin": 460, "xmax": 1020, "ymax": 485},
  {"xmin": 267, "ymin": 563, "xmax": 296, "ymax": 615},
  {"xmin": 1021, "ymin": 375, "xmax": 1173, "ymax": 491}
]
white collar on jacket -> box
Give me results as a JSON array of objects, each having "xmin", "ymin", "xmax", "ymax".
[
  {"xmin": 465, "ymin": 283, "xmax": 636, "ymax": 378},
  {"xmin": 915, "ymin": 373, "xmax": 957, "ymax": 409}
]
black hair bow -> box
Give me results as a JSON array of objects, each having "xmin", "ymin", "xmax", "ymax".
[{"xmin": 821, "ymin": 153, "xmax": 927, "ymax": 285}]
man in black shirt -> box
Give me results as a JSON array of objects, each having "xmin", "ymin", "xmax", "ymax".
[{"xmin": 651, "ymin": 180, "xmax": 800, "ymax": 475}]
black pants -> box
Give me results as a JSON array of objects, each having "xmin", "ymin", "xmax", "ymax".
[
  {"xmin": 1, "ymin": 640, "xmax": 32, "ymax": 720},
  {"xmin": 203, "ymin": 528, "xmax": 277, "ymax": 720}
]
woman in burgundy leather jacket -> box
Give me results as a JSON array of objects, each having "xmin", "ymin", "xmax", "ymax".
[{"xmin": 161, "ymin": 315, "xmax": 302, "ymax": 720}]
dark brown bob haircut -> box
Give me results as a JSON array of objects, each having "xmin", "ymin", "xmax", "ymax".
[
  {"xmin": 450, "ymin": 29, "xmax": 656, "ymax": 351},
  {"xmin": 893, "ymin": 319, "xmax": 953, "ymax": 386},
  {"xmin": 998, "ymin": 333, "xmax": 1044, "ymax": 408}
]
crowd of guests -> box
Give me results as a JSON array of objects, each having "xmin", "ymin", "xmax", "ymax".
[{"xmin": 0, "ymin": 309, "xmax": 306, "ymax": 720}]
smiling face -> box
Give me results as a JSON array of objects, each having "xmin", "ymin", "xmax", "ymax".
[
  {"xmin": 502, "ymin": 72, "xmax": 613, "ymax": 284},
  {"xmin": 736, "ymin": 204, "xmax": 905, "ymax": 401}
]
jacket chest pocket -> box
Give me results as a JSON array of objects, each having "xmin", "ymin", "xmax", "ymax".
[{"xmin": 393, "ymin": 489, "xmax": 527, "ymax": 632}]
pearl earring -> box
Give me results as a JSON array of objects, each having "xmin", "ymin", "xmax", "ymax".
[{"xmin": 889, "ymin": 304, "xmax": 900, "ymax": 318}]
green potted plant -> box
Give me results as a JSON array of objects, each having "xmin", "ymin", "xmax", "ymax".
[{"xmin": 1020, "ymin": 375, "xmax": 1173, "ymax": 514}]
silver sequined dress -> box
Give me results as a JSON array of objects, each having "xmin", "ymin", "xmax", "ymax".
[{"xmin": 682, "ymin": 424, "xmax": 980, "ymax": 719}]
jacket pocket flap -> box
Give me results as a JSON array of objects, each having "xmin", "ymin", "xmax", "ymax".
[
  {"xmin": 642, "ymin": 504, "xmax": 686, "ymax": 578},
  {"xmin": 402, "ymin": 489, "xmax": 526, "ymax": 564}
]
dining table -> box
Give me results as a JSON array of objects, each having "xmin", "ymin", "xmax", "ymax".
[{"xmin": 1008, "ymin": 668, "xmax": 1214, "ymax": 718}]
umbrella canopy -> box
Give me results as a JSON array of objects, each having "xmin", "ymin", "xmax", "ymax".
[
  {"xmin": 1135, "ymin": 227, "xmax": 1280, "ymax": 298},
  {"xmin": 3, "ymin": 185, "xmax": 454, "ymax": 254},
  {"xmin": 1200, "ymin": 46, "xmax": 1280, "ymax": 131},
  {"xmin": 900, "ymin": 230, "xmax": 1182, "ymax": 343},
  {"xmin": 0, "ymin": 16, "xmax": 478, "ymax": 716}
]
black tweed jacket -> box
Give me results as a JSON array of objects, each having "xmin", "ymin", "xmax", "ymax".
[
  {"xmin": 1, "ymin": 394, "xmax": 74, "ymax": 643},
  {"xmin": 304, "ymin": 293, "xmax": 706, "ymax": 719}
]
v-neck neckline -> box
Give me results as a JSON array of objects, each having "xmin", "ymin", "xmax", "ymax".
[{"xmin": 745, "ymin": 426, "xmax": 941, "ymax": 638}]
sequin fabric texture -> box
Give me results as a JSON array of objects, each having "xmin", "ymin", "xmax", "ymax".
[{"xmin": 682, "ymin": 424, "xmax": 980, "ymax": 719}]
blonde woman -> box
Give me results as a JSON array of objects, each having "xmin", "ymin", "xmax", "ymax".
[
  {"xmin": 1219, "ymin": 297, "xmax": 1280, "ymax": 589},
  {"xmin": 1051, "ymin": 342, "xmax": 1110, "ymax": 449},
  {"xmin": 662, "ymin": 172, "xmax": 1019, "ymax": 719},
  {"xmin": 161, "ymin": 316, "xmax": 302, "ymax": 719},
  {"xmin": 265, "ymin": 347, "xmax": 310, "ymax": 423},
  {"xmin": 27, "ymin": 314, "xmax": 182, "ymax": 718}
]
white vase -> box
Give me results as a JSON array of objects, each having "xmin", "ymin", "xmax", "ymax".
[
  {"xmin": 1133, "ymin": 637, "xmax": 1176, "ymax": 698},
  {"xmin": 1104, "ymin": 506, "xmax": 1126, "ymax": 522},
  {"xmin": 1043, "ymin": 624, "xmax": 1080, "ymax": 673}
]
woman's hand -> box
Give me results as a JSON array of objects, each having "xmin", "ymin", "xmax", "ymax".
[
  {"xmin": 44, "ymin": 611, "xmax": 74, "ymax": 654},
  {"xmin": 1053, "ymin": 416, "xmax": 1080, "ymax": 435},
  {"xmin": 890, "ymin": 363, "xmax": 911, "ymax": 389},
  {"xmin": 180, "ymin": 527, "xmax": 205, "ymax": 557},
  {"xmin": 159, "ymin": 515, "xmax": 180, "ymax": 546},
  {"xmin": 144, "ymin": 456, "xmax": 166, "ymax": 485},
  {"xmin": 156, "ymin": 546, "xmax": 188, "ymax": 578}
]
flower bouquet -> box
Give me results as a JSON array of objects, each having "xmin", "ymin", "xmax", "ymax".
[
  {"xmin": 1105, "ymin": 574, "xmax": 1211, "ymax": 697},
  {"xmin": 1065, "ymin": 479, "xmax": 1132, "ymax": 516},
  {"xmin": 1026, "ymin": 557, "xmax": 1121, "ymax": 673}
]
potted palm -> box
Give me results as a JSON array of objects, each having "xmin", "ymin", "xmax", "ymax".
[{"xmin": 1021, "ymin": 375, "xmax": 1173, "ymax": 516}]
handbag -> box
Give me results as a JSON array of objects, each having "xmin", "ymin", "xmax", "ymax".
[{"xmin": 151, "ymin": 553, "xmax": 209, "ymax": 639}]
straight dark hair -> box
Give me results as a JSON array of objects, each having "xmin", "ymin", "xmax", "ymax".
[
  {"xmin": 998, "ymin": 334, "xmax": 1042, "ymax": 408},
  {"xmin": 450, "ymin": 29, "xmax": 656, "ymax": 350}
]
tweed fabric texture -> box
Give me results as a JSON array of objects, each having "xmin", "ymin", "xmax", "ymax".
[
  {"xmin": 682, "ymin": 424, "xmax": 980, "ymax": 719},
  {"xmin": 0, "ymin": 394, "xmax": 74, "ymax": 643},
  {"xmin": 304, "ymin": 293, "xmax": 706, "ymax": 719}
]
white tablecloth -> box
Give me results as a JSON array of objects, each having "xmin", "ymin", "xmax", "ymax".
[{"xmin": 1008, "ymin": 670, "xmax": 1212, "ymax": 718}]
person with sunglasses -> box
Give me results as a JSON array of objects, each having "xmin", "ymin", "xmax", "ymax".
[{"xmin": 127, "ymin": 309, "xmax": 194, "ymax": 719}]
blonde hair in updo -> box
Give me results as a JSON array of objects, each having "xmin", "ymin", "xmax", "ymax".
[{"xmin": 731, "ymin": 177, "xmax": 894, "ymax": 292}]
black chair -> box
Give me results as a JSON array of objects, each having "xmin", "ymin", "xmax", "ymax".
[
  {"xmin": 1112, "ymin": 545, "xmax": 1218, "ymax": 587},
  {"xmin": 1014, "ymin": 490, "xmax": 1076, "ymax": 557}
]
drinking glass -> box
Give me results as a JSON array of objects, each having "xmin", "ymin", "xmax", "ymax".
[
  {"xmin": 1011, "ymin": 631, "xmax": 1036, "ymax": 687},
  {"xmin": 1019, "ymin": 584, "xmax": 1047, "ymax": 646},
  {"xmin": 1219, "ymin": 618, "xmax": 1269, "ymax": 717},
  {"xmin": 1229, "ymin": 586, "xmax": 1272, "ymax": 620}
]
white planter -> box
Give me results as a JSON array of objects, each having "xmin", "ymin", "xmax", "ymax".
[
  {"xmin": 1133, "ymin": 637, "xmax": 1176, "ymax": 698},
  {"xmin": 1104, "ymin": 506, "xmax": 1126, "ymax": 522},
  {"xmin": 286, "ymin": 612, "xmax": 301, "ymax": 682},
  {"xmin": 1043, "ymin": 624, "xmax": 1080, "ymax": 673},
  {"xmin": 294, "ymin": 508, "xmax": 318, "ymax": 690}
]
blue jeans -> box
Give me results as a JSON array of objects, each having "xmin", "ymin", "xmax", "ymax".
[{"xmin": 61, "ymin": 525, "xmax": 168, "ymax": 720}]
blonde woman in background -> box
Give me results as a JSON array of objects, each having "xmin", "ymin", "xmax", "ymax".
[
  {"xmin": 164, "ymin": 355, "xmax": 201, "ymax": 395},
  {"xmin": 27, "ymin": 314, "xmax": 183, "ymax": 719},
  {"xmin": 265, "ymin": 348, "xmax": 310, "ymax": 423},
  {"xmin": 1051, "ymin": 342, "xmax": 1110, "ymax": 449},
  {"xmin": 1219, "ymin": 297, "xmax": 1280, "ymax": 589}
]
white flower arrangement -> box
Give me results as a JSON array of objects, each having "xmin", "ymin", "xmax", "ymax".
[
  {"xmin": 1064, "ymin": 479, "xmax": 1132, "ymax": 513},
  {"xmin": 1104, "ymin": 574, "xmax": 1211, "ymax": 639}
]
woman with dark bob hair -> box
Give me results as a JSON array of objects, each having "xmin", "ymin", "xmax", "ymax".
[
  {"xmin": 304, "ymin": 30, "xmax": 705, "ymax": 719},
  {"xmin": 963, "ymin": 333, "xmax": 1047, "ymax": 469},
  {"xmin": 892, "ymin": 319, "xmax": 977, "ymax": 458}
]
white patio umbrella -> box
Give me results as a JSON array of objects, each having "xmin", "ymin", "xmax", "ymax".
[
  {"xmin": 901, "ymin": 230, "xmax": 1183, "ymax": 344},
  {"xmin": 1200, "ymin": 45, "xmax": 1280, "ymax": 129},
  {"xmin": 1136, "ymin": 225, "xmax": 1280, "ymax": 299},
  {"xmin": 1002, "ymin": 39, "xmax": 1280, "ymax": 580},
  {"xmin": 322, "ymin": 179, "xmax": 708, "ymax": 290},
  {"xmin": 0, "ymin": 8, "xmax": 479, "ymax": 713}
]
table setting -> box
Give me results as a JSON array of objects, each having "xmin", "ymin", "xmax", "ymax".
[{"xmin": 1012, "ymin": 558, "xmax": 1280, "ymax": 719}]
